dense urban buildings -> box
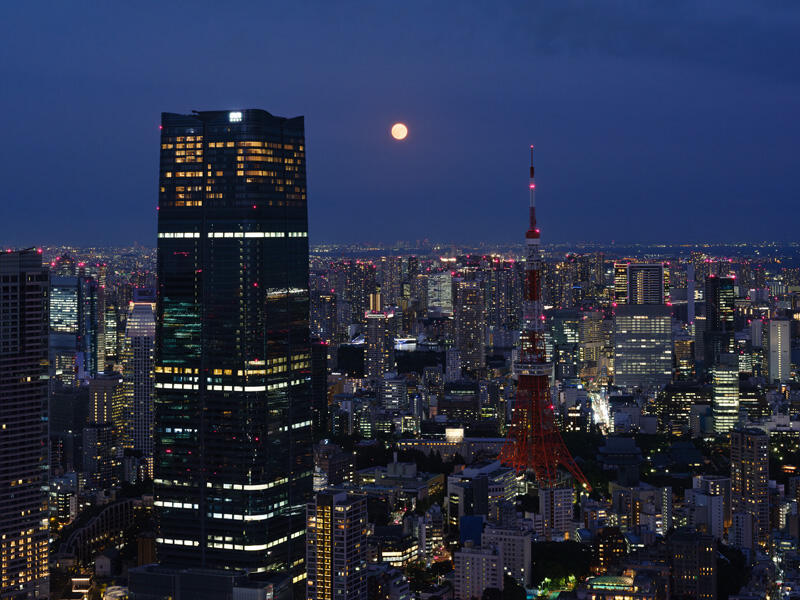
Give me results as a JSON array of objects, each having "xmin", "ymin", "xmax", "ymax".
[
  {"xmin": 152, "ymin": 109, "xmax": 312, "ymax": 580},
  {"xmin": 0, "ymin": 250, "xmax": 49, "ymax": 598}
]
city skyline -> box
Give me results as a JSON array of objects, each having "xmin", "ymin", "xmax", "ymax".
[
  {"xmin": 2, "ymin": 3, "xmax": 800, "ymax": 247},
  {"xmin": 3, "ymin": 4, "xmax": 800, "ymax": 599}
]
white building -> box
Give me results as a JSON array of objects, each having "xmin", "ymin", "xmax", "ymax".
[
  {"xmin": 482, "ymin": 525, "xmax": 534, "ymax": 586},
  {"xmin": 539, "ymin": 487, "xmax": 574, "ymax": 540},
  {"xmin": 453, "ymin": 542, "xmax": 503, "ymax": 600}
]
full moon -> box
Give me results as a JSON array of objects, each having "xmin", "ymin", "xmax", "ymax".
[{"xmin": 391, "ymin": 123, "xmax": 408, "ymax": 140}]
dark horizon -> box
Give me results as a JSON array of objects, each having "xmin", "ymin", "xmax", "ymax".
[{"xmin": 1, "ymin": 2, "xmax": 799, "ymax": 247}]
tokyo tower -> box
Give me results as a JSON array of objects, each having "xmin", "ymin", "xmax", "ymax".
[{"xmin": 498, "ymin": 147, "xmax": 590, "ymax": 490}]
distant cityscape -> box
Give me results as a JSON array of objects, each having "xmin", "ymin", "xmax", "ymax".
[{"xmin": 3, "ymin": 108, "xmax": 799, "ymax": 600}]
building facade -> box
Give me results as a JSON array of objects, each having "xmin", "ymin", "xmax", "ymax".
[
  {"xmin": 731, "ymin": 428, "xmax": 769, "ymax": 549},
  {"xmin": 0, "ymin": 250, "xmax": 49, "ymax": 598},
  {"xmin": 154, "ymin": 109, "xmax": 312, "ymax": 579},
  {"xmin": 306, "ymin": 492, "xmax": 368, "ymax": 600}
]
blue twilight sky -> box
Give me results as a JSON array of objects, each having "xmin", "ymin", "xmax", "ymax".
[{"xmin": 1, "ymin": 1, "xmax": 799, "ymax": 246}]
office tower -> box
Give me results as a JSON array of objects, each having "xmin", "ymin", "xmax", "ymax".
[
  {"xmin": 546, "ymin": 308, "xmax": 581, "ymax": 380},
  {"xmin": 453, "ymin": 543, "xmax": 504, "ymax": 600},
  {"xmin": 365, "ymin": 310, "xmax": 394, "ymax": 381},
  {"xmin": 711, "ymin": 354, "xmax": 739, "ymax": 434},
  {"xmin": 0, "ymin": 250, "xmax": 49, "ymax": 598},
  {"xmin": 668, "ymin": 528, "xmax": 717, "ymax": 600},
  {"xmin": 427, "ymin": 271, "xmax": 453, "ymax": 315},
  {"xmin": 122, "ymin": 289, "xmax": 156, "ymax": 477},
  {"xmin": 627, "ymin": 263, "xmax": 668, "ymax": 305},
  {"xmin": 703, "ymin": 276, "xmax": 735, "ymax": 367},
  {"xmin": 453, "ymin": 279, "xmax": 485, "ymax": 375},
  {"xmin": 306, "ymin": 492, "xmax": 368, "ymax": 600},
  {"xmin": 50, "ymin": 274, "xmax": 81, "ymax": 387},
  {"xmin": 613, "ymin": 304, "xmax": 673, "ymax": 391},
  {"xmin": 766, "ymin": 318, "xmax": 790, "ymax": 383},
  {"xmin": 155, "ymin": 109, "xmax": 312, "ymax": 577},
  {"xmin": 673, "ymin": 333, "xmax": 696, "ymax": 381},
  {"xmin": 104, "ymin": 304, "xmax": 119, "ymax": 365},
  {"xmin": 731, "ymin": 428, "xmax": 769, "ymax": 549}
]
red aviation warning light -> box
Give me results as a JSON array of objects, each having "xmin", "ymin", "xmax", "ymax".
[{"xmin": 498, "ymin": 147, "xmax": 590, "ymax": 490}]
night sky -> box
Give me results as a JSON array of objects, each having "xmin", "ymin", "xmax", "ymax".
[{"xmin": 1, "ymin": 2, "xmax": 798, "ymax": 246}]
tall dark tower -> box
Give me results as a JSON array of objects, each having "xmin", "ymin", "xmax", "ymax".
[
  {"xmin": 0, "ymin": 250, "xmax": 49, "ymax": 598},
  {"xmin": 499, "ymin": 148, "xmax": 589, "ymax": 493},
  {"xmin": 703, "ymin": 275, "xmax": 735, "ymax": 367},
  {"xmin": 155, "ymin": 110, "xmax": 312, "ymax": 578}
]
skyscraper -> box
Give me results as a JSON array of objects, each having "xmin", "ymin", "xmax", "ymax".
[
  {"xmin": 453, "ymin": 279, "xmax": 485, "ymax": 376},
  {"xmin": 731, "ymin": 427, "xmax": 769, "ymax": 549},
  {"xmin": 766, "ymin": 318, "xmax": 790, "ymax": 384},
  {"xmin": 711, "ymin": 354, "xmax": 739, "ymax": 434},
  {"xmin": 85, "ymin": 375, "xmax": 123, "ymax": 489},
  {"xmin": 613, "ymin": 304, "xmax": 673, "ymax": 391},
  {"xmin": 0, "ymin": 250, "xmax": 49, "ymax": 598},
  {"xmin": 306, "ymin": 492, "xmax": 368, "ymax": 600},
  {"xmin": 703, "ymin": 275, "xmax": 735, "ymax": 367},
  {"xmin": 123, "ymin": 288, "xmax": 156, "ymax": 477},
  {"xmin": 365, "ymin": 310, "xmax": 394, "ymax": 381},
  {"xmin": 154, "ymin": 109, "xmax": 312, "ymax": 579},
  {"xmin": 627, "ymin": 263, "xmax": 668, "ymax": 305}
]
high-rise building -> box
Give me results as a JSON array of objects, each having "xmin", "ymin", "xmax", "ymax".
[
  {"xmin": 123, "ymin": 288, "xmax": 156, "ymax": 477},
  {"xmin": 711, "ymin": 354, "xmax": 739, "ymax": 434},
  {"xmin": 613, "ymin": 262, "xmax": 668, "ymax": 305},
  {"xmin": 731, "ymin": 428, "xmax": 769, "ymax": 549},
  {"xmin": 766, "ymin": 318, "xmax": 790, "ymax": 384},
  {"xmin": 613, "ymin": 304, "xmax": 673, "ymax": 391},
  {"xmin": 613, "ymin": 262, "xmax": 629, "ymax": 304},
  {"xmin": 306, "ymin": 492, "xmax": 368, "ymax": 600},
  {"xmin": 310, "ymin": 291, "xmax": 337, "ymax": 344},
  {"xmin": 627, "ymin": 263, "xmax": 668, "ymax": 305},
  {"xmin": 85, "ymin": 375, "xmax": 124, "ymax": 489},
  {"xmin": 703, "ymin": 276, "xmax": 735, "ymax": 367},
  {"xmin": 154, "ymin": 109, "xmax": 312, "ymax": 578},
  {"xmin": 453, "ymin": 279, "xmax": 485, "ymax": 375},
  {"xmin": 673, "ymin": 333, "xmax": 695, "ymax": 381},
  {"xmin": 427, "ymin": 271, "xmax": 453, "ymax": 315},
  {"xmin": 365, "ymin": 310, "xmax": 394, "ymax": 381},
  {"xmin": 0, "ymin": 250, "xmax": 49, "ymax": 598}
]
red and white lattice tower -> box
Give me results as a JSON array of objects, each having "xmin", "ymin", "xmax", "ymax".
[{"xmin": 498, "ymin": 147, "xmax": 590, "ymax": 490}]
